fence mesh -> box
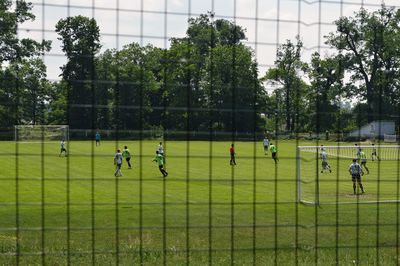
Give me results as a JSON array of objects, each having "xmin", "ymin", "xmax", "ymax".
[{"xmin": 1, "ymin": 0, "xmax": 400, "ymax": 265}]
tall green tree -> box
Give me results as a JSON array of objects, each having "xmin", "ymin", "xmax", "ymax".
[
  {"xmin": 185, "ymin": 13, "xmax": 246, "ymax": 56},
  {"xmin": 55, "ymin": 15, "xmax": 101, "ymax": 129},
  {"xmin": 47, "ymin": 81, "xmax": 68, "ymax": 125},
  {"xmin": 0, "ymin": 0, "xmax": 50, "ymax": 63},
  {"xmin": 262, "ymin": 37, "xmax": 307, "ymax": 131},
  {"xmin": 0, "ymin": 58, "xmax": 50, "ymax": 126},
  {"xmin": 307, "ymin": 52, "xmax": 344, "ymax": 132},
  {"xmin": 97, "ymin": 44, "xmax": 159, "ymax": 130},
  {"xmin": 203, "ymin": 44, "xmax": 265, "ymax": 133},
  {"xmin": 0, "ymin": 0, "xmax": 50, "ymax": 128},
  {"xmin": 326, "ymin": 6, "xmax": 400, "ymax": 122}
]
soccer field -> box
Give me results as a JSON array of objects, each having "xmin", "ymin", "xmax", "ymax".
[{"xmin": 1, "ymin": 140, "xmax": 400, "ymax": 265}]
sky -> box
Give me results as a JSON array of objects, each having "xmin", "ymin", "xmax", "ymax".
[{"xmin": 17, "ymin": 0, "xmax": 398, "ymax": 82}]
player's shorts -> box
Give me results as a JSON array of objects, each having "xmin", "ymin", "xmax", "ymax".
[
  {"xmin": 126, "ymin": 157, "xmax": 131, "ymax": 162},
  {"xmin": 116, "ymin": 163, "xmax": 122, "ymax": 168},
  {"xmin": 372, "ymin": 152, "xmax": 377, "ymax": 156},
  {"xmin": 322, "ymin": 161, "xmax": 328, "ymax": 168},
  {"xmin": 272, "ymin": 152, "xmax": 277, "ymax": 158},
  {"xmin": 264, "ymin": 145, "xmax": 268, "ymax": 150},
  {"xmin": 61, "ymin": 148, "xmax": 66, "ymax": 152},
  {"xmin": 361, "ymin": 161, "xmax": 367, "ymax": 165},
  {"xmin": 352, "ymin": 174, "xmax": 361, "ymax": 182}
]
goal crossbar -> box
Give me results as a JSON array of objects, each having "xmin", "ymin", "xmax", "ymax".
[{"xmin": 15, "ymin": 125, "xmax": 69, "ymax": 142}]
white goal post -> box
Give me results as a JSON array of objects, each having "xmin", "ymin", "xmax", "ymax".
[
  {"xmin": 297, "ymin": 145, "xmax": 400, "ymax": 205},
  {"xmin": 15, "ymin": 125, "xmax": 69, "ymax": 142}
]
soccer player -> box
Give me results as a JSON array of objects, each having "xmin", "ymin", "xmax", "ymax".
[
  {"xmin": 229, "ymin": 143, "xmax": 236, "ymax": 165},
  {"xmin": 359, "ymin": 149, "xmax": 370, "ymax": 174},
  {"xmin": 95, "ymin": 131, "xmax": 101, "ymax": 146},
  {"xmin": 153, "ymin": 150, "xmax": 168, "ymax": 177},
  {"xmin": 320, "ymin": 144, "xmax": 326, "ymax": 152},
  {"xmin": 270, "ymin": 143, "xmax": 278, "ymax": 163},
  {"xmin": 263, "ymin": 137, "xmax": 269, "ymax": 155},
  {"xmin": 122, "ymin": 145, "xmax": 132, "ymax": 169},
  {"xmin": 371, "ymin": 143, "xmax": 380, "ymax": 161},
  {"xmin": 320, "ymin": 150, "xmax": 332, "ymax": 173},
  {"xmin": 158, "ymin": 142, "xmax": 165, "ymax": 163},
  {"xmin": 114, "ymin": 149, "xmax": 123, "ymax": 177},
  {"xmin": 354, "ymin": 143, "xmax": 361, "ymax": 160},
  {"xmin": 59, "ymin": 139, "xmax": 67, "ymax": 157},
  {"xmin": 158, "ymin": 142, "xmax": 164, "ymax": 156},
  {"xmin": 348, "ymin": 158, "xmax": 365, "ymax": 195}
]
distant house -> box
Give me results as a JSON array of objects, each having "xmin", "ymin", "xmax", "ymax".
[{"xmin": 349, "ymin": 120, "xmax": 396, "ymax": 138}]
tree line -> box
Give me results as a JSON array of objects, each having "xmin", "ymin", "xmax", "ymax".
[{"xmin": 0, "ymin": 1, "xmax": 399, "ymax": 137}]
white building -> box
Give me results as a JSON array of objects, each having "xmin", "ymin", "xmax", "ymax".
[{"xmin": 349, "ymin": 120, "xmax": 396, "ymax": 138}]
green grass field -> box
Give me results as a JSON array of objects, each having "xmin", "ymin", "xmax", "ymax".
[{"xmin": 1, "ymin": 140, "xmax": 400, "ymax": 265}]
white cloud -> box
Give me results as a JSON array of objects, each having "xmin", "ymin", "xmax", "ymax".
[{"xmin": 20, "ymin": 0, "xmax": 387, "ymax": 80}]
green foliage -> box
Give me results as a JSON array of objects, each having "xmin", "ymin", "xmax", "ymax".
[
  {"xmin": 326, "ymin": 5, "xmax": 400, "ymax": 122},
  {"xmin": 262, "ymin": 37, "xmax": 307, "ymax": 132},
  {"xmin": 0, "ymin": 6, "xmax": 399, "ymax": 135},
  {"xmin": 97, "ymin": 44, "xmax": 160, "ymax": 130},
  {"xmin": 204, "ymin": 43, "xmax": 265, "ymax": 132},
  {"xmin": 47, "ymin": 81, "xmax": 68, "ymax": 125},
  {"xmin": 0, "ymin": 0, "xmax": 50, "ymax": 128},
  {"xmin": 55, "ymin": 15, "xmax": 101, "ymax": 129},
  {"xmin": 307, "ymin": 52, "xmax": 344, "ymax": 132},
  {"xmin": 0, "ymin": 0, "xmax": 50, "ymax": 63},
  {"xmin": 88, "ymin": 13, "xmax": 265, "ymax": 133},
  {"xmin": 0, "ymin": 58, "xmax": 50, "ymax": 126}
]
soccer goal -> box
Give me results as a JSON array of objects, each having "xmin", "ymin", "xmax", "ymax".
[
  {"xmin": 15, "ymin": 125, "xmax": 69, "ymax": 142},
  {"xmin": 297, "ymin": 145, "xmax": 400, "ymax": 205}
]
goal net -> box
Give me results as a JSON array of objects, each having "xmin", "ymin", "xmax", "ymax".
[
  {"xmin": 15, "ymin": 125, "xmax": 69, "ymax": 142},
  {"xmin": 297, "ymin": 145, "xmax": 400, "ymax": 205}
]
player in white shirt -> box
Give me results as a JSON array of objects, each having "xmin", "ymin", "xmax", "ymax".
[
  {"xmin": 158, "ymin": 142, "xmax": 164, "ymax": 155},
  {"xmin": 263, "ymin": 137, "xmax": 269, "ymax": 155},
  {"xmin": 158, "ymin": 142, "xmax": 165, "ymax": 163},
  {"xmin": 371, "ymin": 143, "xmax": 380, "ymax": 161},
  {"xmin": 348, "ymin": 159, "xmax": 365, "ymax": 194},
  {"xmin": 320, "ymin": 150, "xmax": 332, "ymax": 173},
  {"xmin": 114, "ymin": 149, "xmax": 123, "ymax": 177},
  {"xmin": 59, "ymin": 139, "xmax": 67, "ymax": 157}
]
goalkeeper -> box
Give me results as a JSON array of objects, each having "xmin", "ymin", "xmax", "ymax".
[
  {"xmin": 320, "ymin": 150, "xmax": 332, "ymax": 173},
  {"xmin": 95, "ymin": 131, "xmax": 101, "ymax": 146},
  {"xmin": 348, "ymin": 159, "xmax": 365, "ymax": 195}
]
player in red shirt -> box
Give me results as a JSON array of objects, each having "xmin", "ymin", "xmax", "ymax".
[{"xmin": 230, "ymin": 143, "xmax": 236, "ymax": 165}]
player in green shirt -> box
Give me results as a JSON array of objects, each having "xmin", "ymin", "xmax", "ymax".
[
  {"xmin": 269, "ymin": 143, "xmax": 278, "ymax": 163},
  {"xmin": 358, "ymin": 149, "xmax": 369, "ymax": 174},
  {"xmin": 122, "ymin": 145, "xmax": 132, "ymax": 169},
  {"xmin": 153, "ymin": 151, "xmax": 168, "ymax": 177}
]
